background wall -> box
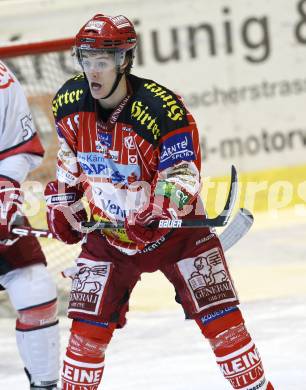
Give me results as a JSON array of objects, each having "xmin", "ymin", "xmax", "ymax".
[{"xmin": 1, "ymin": 0, "xmax": 306, "ymax": 213}]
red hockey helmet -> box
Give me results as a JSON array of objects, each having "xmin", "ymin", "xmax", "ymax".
[
  {"xmin": 75, "ymin": 14, "xmax": 137, "ymax": 51},
  {"xmin": 75, "ymin": 14, "xmax": 137, "ymax": 99}
]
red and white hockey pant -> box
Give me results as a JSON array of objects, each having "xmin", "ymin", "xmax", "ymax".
[
  {"xmin": 196, "ymin": 306, "xmax": 273, "ymax": 390},
  {"xmin": 62, "ymin": 319, "xmax": 116, "ymax": 390}
]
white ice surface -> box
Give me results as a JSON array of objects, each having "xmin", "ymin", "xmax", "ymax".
[{"xmin": 1, "ymin": 210, "xmax": 306, "ymax": 389}]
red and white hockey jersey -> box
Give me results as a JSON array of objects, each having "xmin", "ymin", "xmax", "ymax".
[
  {"xmin": 0, "ymin": 61, "xmax": 46, "ymax": 273},
  {"xmin": 0, "ymin": 61, "xmax": 44, "ymax": 182},
  {"xmin": 53, "ymin": 73, "xmax": 203, "ymax": 251}
]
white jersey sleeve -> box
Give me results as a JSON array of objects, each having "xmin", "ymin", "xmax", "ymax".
[
  {"xmin": 0, "ymin": 61, "xmax": 44, "ymax": 182},
  {"xmin": 0, "ymin": 153, "xmax": 41, "ymax": 183}
]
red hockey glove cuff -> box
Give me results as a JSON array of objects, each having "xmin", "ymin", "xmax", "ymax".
[
  {"xmin": 44, "ymin": 181, "xmax": 87, "ymax": 244},
  {"xmin": 0, "ymin": 176, "xmax": 23, "ymax": 240}
]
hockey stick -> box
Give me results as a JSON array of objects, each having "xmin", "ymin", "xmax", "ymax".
[
  {"xmin": 11, "ymin": 225, "xmax": 55, "ymax": 239},
  {"xmin": 218, "ymin": 208, "xmax": 253, "ymax": 252},
  {"xmin": 81, "ymin": 165, "xmax": 238, "ymax": 230},
  {"xmin": 10, "ymin": 208, "xmax": 253, "ymax": 252}
]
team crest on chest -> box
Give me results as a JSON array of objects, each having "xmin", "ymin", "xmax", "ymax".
[
  {"xmin": 95, "ymin": 132, "xmax": 120, "ymax": 161},
  {"xmin": 98, "ymin": 132, "xmax": 112, "ymax": 147},
  {"xmin": 94, "ymin": 141, "xmax": 120, "ymax": 161},
  {"xmin": 95, "ymin": 140, "xmax": 108, "ymax": 154}
]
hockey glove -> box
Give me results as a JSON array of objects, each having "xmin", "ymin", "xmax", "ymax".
[
  {"xmin": 44, "ymin": 181, "xmax": 87, "ymax": 244},
  {"xmin": 125, "ymin": 196, "xmax": 175, "ymax": 246},
  {"xmin": 0, "ymin": 177, "xmax": 23, "ymax": 241}
]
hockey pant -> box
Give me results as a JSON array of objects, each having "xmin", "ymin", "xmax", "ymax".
[
  {"xmin": 2, "ymin": 264, "xmax": 60, "ymax": 388},
  {"xmin": 196, "ymin": 306, "xmax": 273, "ymax": 390},
  {"xmin": 61, "ymin": 319, "xmax": 116, "ymax": 390}
]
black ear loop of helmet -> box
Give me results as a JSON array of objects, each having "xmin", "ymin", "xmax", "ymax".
[
  {"xmin": 100, "ymin": 48, "xmax": 136, "ymax": 100},
  {"xmin": 100, "ymin": 70, "xmax": 124, "ymax": 100}
]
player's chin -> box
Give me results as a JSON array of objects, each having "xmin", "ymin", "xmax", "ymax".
[{"xmin": 89, "ymin": 83, "xmax": 108, "ymax": 99}]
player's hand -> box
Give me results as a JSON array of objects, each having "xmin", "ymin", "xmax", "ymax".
[
  {"xmin": 44, "ymin": 181, "xmax": 87, "ymax": 244},
  {"xmin": 125, "ymin": 196, "xmax": 175, "ymax": 246},
  {"xmin": 0, "ymin": 177, "xmax": 23, "ymax": 241}
]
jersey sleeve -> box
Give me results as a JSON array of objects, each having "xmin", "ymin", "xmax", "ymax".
[
  {"xmin": 0, "ymin": 61, "xmax": 44, "ymax": 181},
  {"xmin": 153, "ymin": 98, "xmax": 201, "ymax": 211},
  {"xmin": 0, "ymin": 154, "xmax": 42, "ymax": 183},
  {"xmin": 51, "ymin": 78, "xmax": 83, "ymax": 186},
  {"xmin": 56, "ymin": 134, "xmax": 80, "ymax": 186}
]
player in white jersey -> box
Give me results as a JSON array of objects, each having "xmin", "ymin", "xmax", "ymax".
[{"xmin": 0, "ymin": 60, "xmax": 60, "ymax": 389}]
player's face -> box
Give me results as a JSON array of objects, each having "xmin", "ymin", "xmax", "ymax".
[{"xmin": 81, "ymin": 51, "xmax": 118, "ymax": 99}]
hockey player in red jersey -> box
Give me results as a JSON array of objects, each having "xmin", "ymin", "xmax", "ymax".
[
  {"xmin": 45, "ymin": 14, "xmax": 274, "ymax": 390},
  {"xmin": 0, "ymin": 60, "xmax": 60, "ymax": 389}
]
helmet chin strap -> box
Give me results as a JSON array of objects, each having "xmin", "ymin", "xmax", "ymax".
[{"xmin": 100, "ymin": 70, "xmax": 124, "ymax": 100}]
